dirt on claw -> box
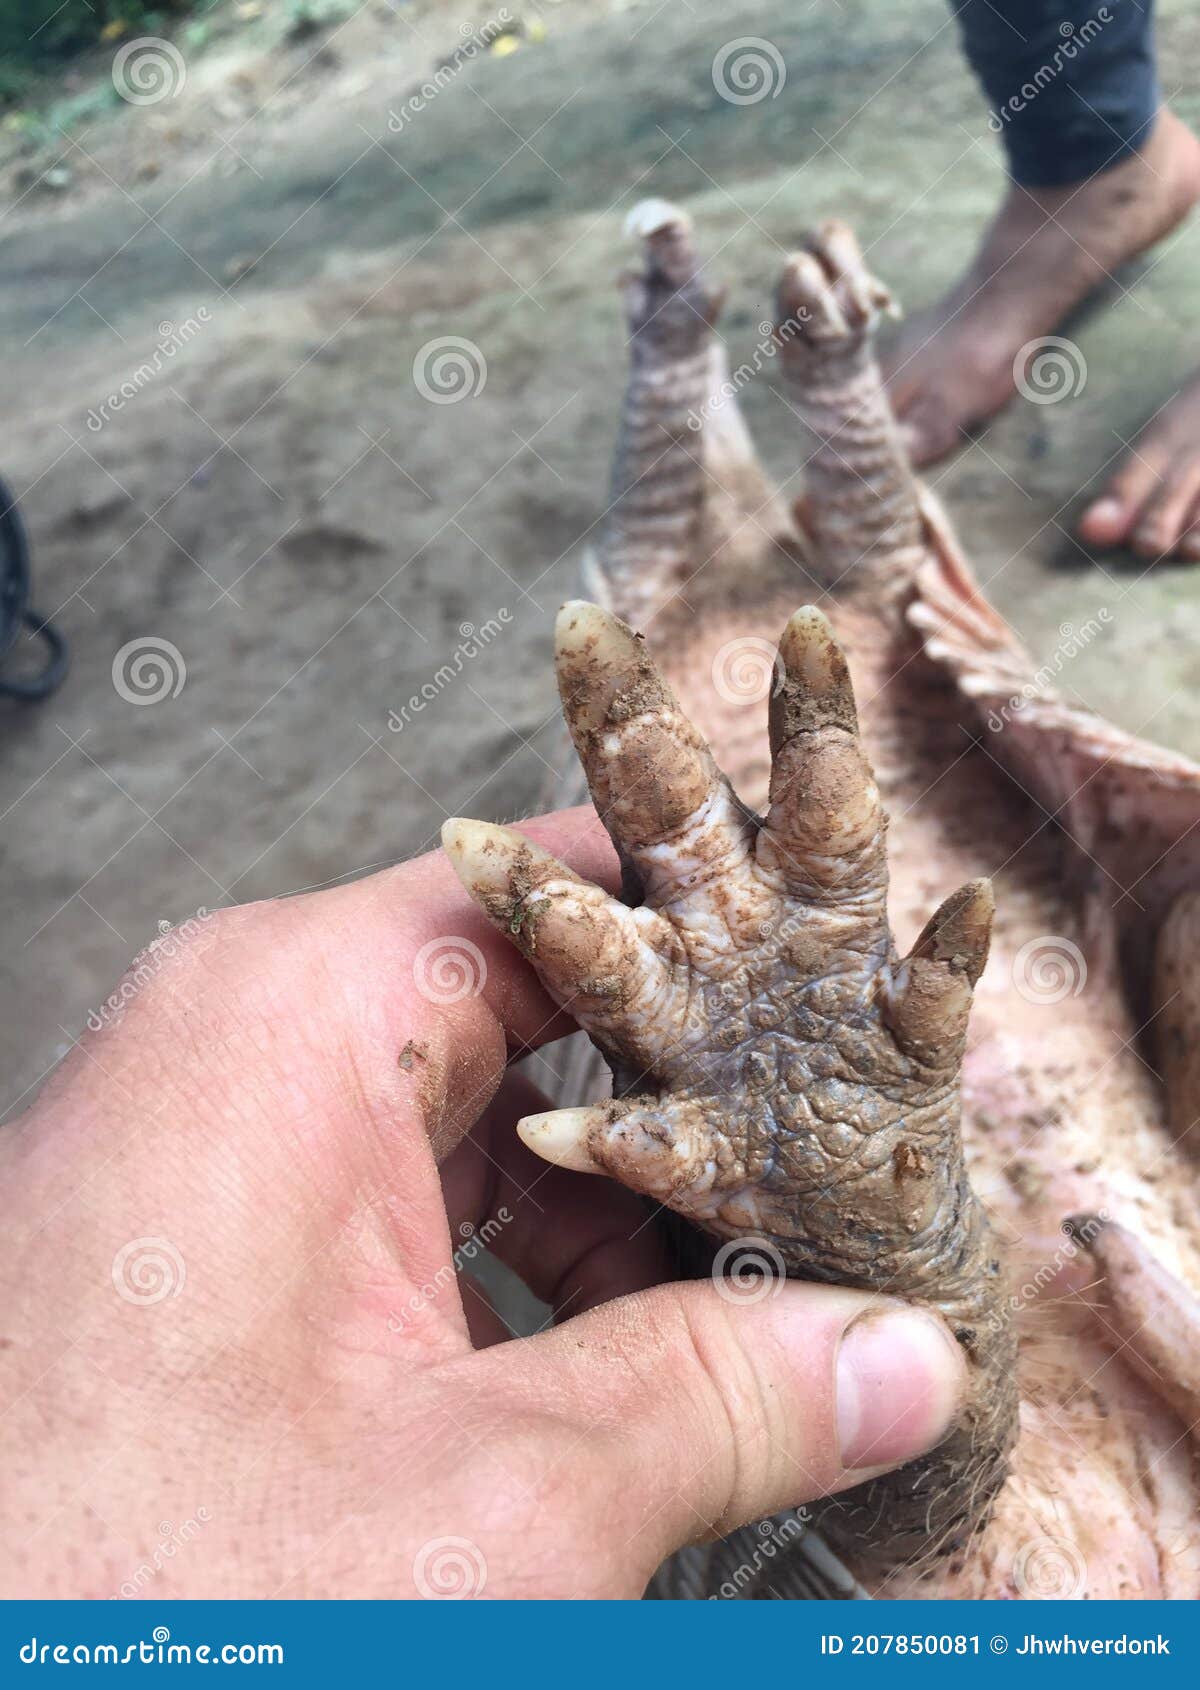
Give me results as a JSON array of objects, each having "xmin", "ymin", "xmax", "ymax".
[
  {"xmin": 446, "ymin": 207, "xmax": 1200, "ymax": 1600},
  {"xmin": 447, "ymin": 595, "xmax": 1016, "ymax": 1568}
]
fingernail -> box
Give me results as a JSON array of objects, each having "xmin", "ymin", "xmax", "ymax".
[{"xmin": 836, "ymin": 1307, "xmax": 966, "ymax": 1470}]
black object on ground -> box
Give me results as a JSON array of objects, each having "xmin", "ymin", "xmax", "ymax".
[{"xmin": 0, "ymin": 475, "xmax": 68, "ymax": 701}]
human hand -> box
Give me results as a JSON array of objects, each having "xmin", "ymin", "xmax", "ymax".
[{"xmin": 0, "ymin": 807, "xmax": 965, "ymax": 1599}]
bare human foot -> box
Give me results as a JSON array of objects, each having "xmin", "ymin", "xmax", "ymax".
[
  {"xmin": 882, "ymin": 109, "xmax": 1200, "ymax": 479},
  {"xmin": 1077, "ymin": 369, "xmax": 1200, "ymax": 560}
]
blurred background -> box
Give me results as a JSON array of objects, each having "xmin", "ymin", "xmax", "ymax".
[{"xmin": 3, "ymin": 0, "xmax": 1200, "ymax": 1121}]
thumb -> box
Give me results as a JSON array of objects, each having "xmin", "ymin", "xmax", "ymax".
[{"xmin": 491, "ymin": 1277, "xmax": 967, "ymax": 1587}]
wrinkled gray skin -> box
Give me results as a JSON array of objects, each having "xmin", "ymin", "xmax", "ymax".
[{"xmin": 450, "ymin": 205, "xmax": 1200, "ymax": 1600}]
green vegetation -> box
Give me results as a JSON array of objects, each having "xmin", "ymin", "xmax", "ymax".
[
  {"xmin": 0, "ymin": 3, "xmax": 197, "ymax": 101},
  {"xmin": 1, "ymin": 4, "xmax": 193, "ymax": 63}
]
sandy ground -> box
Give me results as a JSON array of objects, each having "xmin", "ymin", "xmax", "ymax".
[{"xmin": 3, "ymin": 0, "xmax": 1200, "ymax": 1115}]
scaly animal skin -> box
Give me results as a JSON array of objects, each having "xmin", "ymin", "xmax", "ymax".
[{"xmin": 446, "ymin": 205, "xmax": 1200, "ymax": 1598}]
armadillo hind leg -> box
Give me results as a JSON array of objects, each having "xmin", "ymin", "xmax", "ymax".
[
  {"xmin": 593, "ymin": 201, "xmax": 792, "ymax": 629},
  {"xmin": 1154, "ymin": 889, "xmax": 1200, "ymax": 1154},
  {"xmin": 775, "ymin": 223, "xmax": 926, "ymax": 593},
  {"xmin": 1068, "ymin": 1215, "xmax": 1200, "ymax": 1442}
]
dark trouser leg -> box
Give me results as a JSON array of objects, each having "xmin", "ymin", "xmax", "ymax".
[{"xmin": 953, "ymin": 0, "xmax": 1159, "ymax": 186}]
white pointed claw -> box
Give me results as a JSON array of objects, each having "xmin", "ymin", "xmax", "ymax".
[
  {"xmin": 624, "ymin": 198, "xmax": 693, "ymax": 242},
  {"xmin": 517, "ymin": 1107, "xmax": 605, "ymax": 1174}
]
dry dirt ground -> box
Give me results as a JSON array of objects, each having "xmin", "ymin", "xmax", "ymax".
[{"xmin": 3, "ymin": 0, "xmax": 1200, "ymax": 1116}]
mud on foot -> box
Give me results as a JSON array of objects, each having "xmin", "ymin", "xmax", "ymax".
[{"xmin": 443, "ymin": 598, "xmax": 1017, "ymax": 1567}]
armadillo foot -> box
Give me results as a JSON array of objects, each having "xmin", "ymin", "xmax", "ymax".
[
  {"xmin": 774, "ymin": 225, "xmax": 924, "ymax": 584},
  {"xmin": 778, "ymin": 219, "xmax": 897, "ymax": 350},
  {"xmin": 444, "ymin": 600, "xmax": 1018, "ymax": 1568}
]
